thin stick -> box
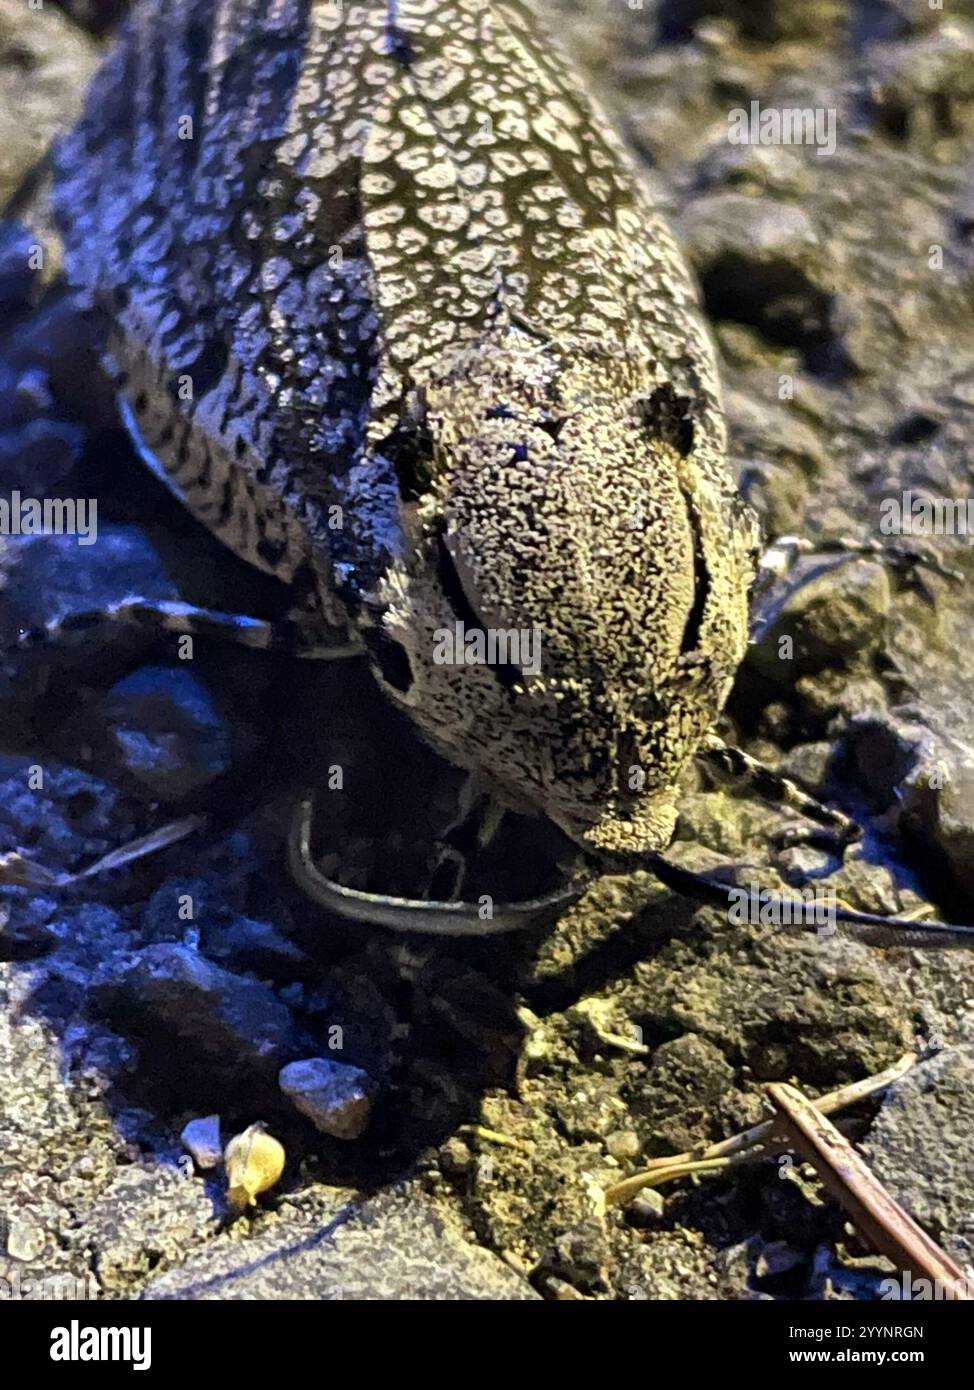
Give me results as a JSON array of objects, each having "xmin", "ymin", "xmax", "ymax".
[
  {"xmin": 767, "ymin": 1081, "xmax": 971, "ymax": 1300},
  {"xmin": 604, "ymin": 1051, "xmax": 917, "ymax": 1207},
  {"xmin": 458, "ymin": 1124, "xmax": 530, "ymax": 1151},
  {"xmin": 70, "ymin": 815, "xmax": 206, "ymax": 881},
  {"xmin": 589, "ymin": 1027, "xmax": 651, "ymax": 1058},
  {"xmin": 0, "ymin": 815, "xmax": 205, "ymax": 889}
]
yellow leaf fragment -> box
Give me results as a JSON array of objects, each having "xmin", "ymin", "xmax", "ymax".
[{"xmin": 224, "ymin": 1124, "xmax": 285, "ymax": 1213}]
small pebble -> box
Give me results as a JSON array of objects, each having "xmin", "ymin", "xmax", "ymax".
[
  {"xmin": 627, "ymin": 1190, "xmax": 666, "ymax": 1225},
  {"xmin": 279, "ymin": 1057, "xmax": 375, "ymax": 1141},
  {"xmin": 6, "ymin": 1216, "xmax": 47, "ymax": 1261},
  {"xmin": 439, "ymin": 1137, "xmax": 474, "ymax": 1178},
  {"xmin": 605, "ymin": 1129, "xmax": 642, "ymax": 1162},
  {"xmin": 756, "ymin": 1241, "xmax": 806, "ymax": 1279},
  {"xmin": 181, "ymin": 1114, "xmax": 223, "ymax": 1170},
  {"xmin": 543, "ymin": 1276, "xmax": 587, "ymax": 1301}
]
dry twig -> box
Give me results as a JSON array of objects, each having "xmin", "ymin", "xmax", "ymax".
[
  {"xmin": 0, "ymin": 815, "xmax": 205, "ymax": 890},
  {"xmin": 604, "ymin": 1052, "xmax": 917, "ymax": 1207},
  {"xmin": 767, "ymin": 1081, "xmax": 971, "ymax": 1299}
]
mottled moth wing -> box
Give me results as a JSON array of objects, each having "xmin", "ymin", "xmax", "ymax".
[
  {"xmin": 53, "ymin": 0, "xmax": 376, "ymax": 591},
  {"xmin": 53, "ymin": 0, "xmax": 756, "ymax": 641}
]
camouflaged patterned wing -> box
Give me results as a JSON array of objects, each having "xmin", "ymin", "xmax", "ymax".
[
  {"xmin": 54, "ymin": 0, "xmax": 752, "ymax": 596},
  {"xmin": 54, "ymin": 0, "xmax": 374, "ymax": 586}
]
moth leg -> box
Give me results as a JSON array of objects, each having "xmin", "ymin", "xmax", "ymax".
[
  {"xmin": 7, "ymin": 598, "xmax": 363, "ymax": 662},
  {"xmin": 697, "ymin": 735, "xmax": 861, "ymax": 847},
  {"xmin": 759, "ymin": 533, "xmax": 961, "ymax": 583},
  {"xmin": 751, "ymin": 534, "xmax": 961, "ymax": 633},
  {"xmin": 423, "ymin": 780, "xmax": 506, "ymax": 901},
  {"xmin": 289, "ymin": 799, "xmax": 582, "ymax": 936},
  {"xmin": 752, "ymin": 533, "xmax": 962, "ymax": 634}
]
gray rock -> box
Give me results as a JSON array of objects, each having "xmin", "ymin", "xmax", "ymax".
[
  {"xmin": 0, "ymin": 889, "xmax": 60, "ymax": 957},
  {"xmin": 279, "ymin": 1057, "xmax": 376, "ymax": 1140},
  {"xmin": 537, "ymin": 1217, "xmax": 614, "ymax": 1296},
  {"xmin": 729, "ymin": 390, "xmax": 829, "ymax": 476},
  {"xmin": 615, "ymin": 1231, "xmax": 725, "ymax": 1300},
  {"xmin": 73, "ymin": 1161, "xmax": 216, "ymax": 1294},
  {"xmin": 627, "ymin": 1190, "xmax": 666, "ymax": 1226},
  {"xmin": 778, "ymin": 740, "xmax": 836, "ymax": 794},
  {"xmin": 0, "ymin": 964, "xmax": 160, "ymax": 1301},
  {"xmin": 842, "ymin": 710, "xmax": 974, "ymax": 897},
  {"xmin": 142, "ymin": 876, "xmax": 215, "ymax": 945},
  {"xmin": 864, "ymin": 1047, "xmax": 974, "ymax": 1271},
  {"xmin": 826, "ymin": 853, "xmax": 919, "ymax": 921},
  {"xmin": 684, "ymin": 193, "xmax": 821, "ymax": 265},
  {"xmin": 140, "ymin": 869, "xmax": 307, "ymax": 976},
  {"xmin": 181, "ymin": 1115, "xmax": 223, "ymax": 1171},
  {"xmin": 0, "ymin": 416, "xmax": 85, "ymax": 497},
  {"xmin": 793, "ymin": 670, "xmax": 890, "ymax": 728},
  {"xmin": 632, "ymin": 925, "xmax": 915, "ymax": 1087},
  {"xmin": 145, "ymin": 1186, "xmax": 540, "ymax": 1300},
  {"xmin": 93, "ymin": 944, "xmax": 301, "ymax": 1088},
  {"xmin": 605, "ymin": 1128, "xmax": 641, "ymax": 1162},
  {"xmin": 749, "ymin": 560, "xmax": 891, "ymax": 681},
  {"xmin": 863, "ymin": 23, "xmax": 974, "ymax": 151},
  {"xmin": 627, "ymin": 1033, "xmax": 736, "ymax": 1155},
  {"xmin": 774, "ymin": 843, "xmax": 834, "ymax": 887},
  {"xmin": 754, "ymin": 1240, "xmax": 805, "ymax": 1279},
  {"xmin": 731, "ymin": 392, "xmax": 828, "ymax": 536},
  {"xmin": 201, "ymin": 914, "xmax": 307, "ymax": 976},
  {"xmin": 696, "ymin": 140, "xmax": 812, "ymax": 199},
  {"xmin": 26, "ymin": 901, "xmax": 132, "ymax": 991},
  {"xmin": 0, "ymin": 754, "xmax": 135, "ymax": 876},
  {"xmin": 102, "ymin": 665, "xmax": 231, "ymax": 802}
]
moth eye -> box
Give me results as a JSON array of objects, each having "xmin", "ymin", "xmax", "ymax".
[
  {"xmin": 434, "ymin": 536, "xmax": 523, "ymax": 692},
  {"xmin": 538, "ymin": 416, "xmax": 567, "ymax": 441},
  {"xmin": 381, "ymin": 390, "xmax": 436, "ymax": 500},
  {"xmin": 363, "ymin": 629, "xmax": 413, "ymax": 693},
  {"xmin": 633, "ymin": 384, "xmax": 695, "ymax": 457}
]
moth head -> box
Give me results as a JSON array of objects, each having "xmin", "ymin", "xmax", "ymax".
[{"xmin": 369, "ymin": 338, "xmax": 756, "ymax": 852}]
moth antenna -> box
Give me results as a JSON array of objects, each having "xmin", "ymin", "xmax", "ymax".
[
  {"xmin": 636, "ymin": 852, "xmax": 974, "ymax": 950},
  {"xmin": 288, "ymin": 799, "xmax": 583, "ymax": 936},
  {"xmin": 697, "ymin": 735, "xmax": 860, "ymax": 844}
]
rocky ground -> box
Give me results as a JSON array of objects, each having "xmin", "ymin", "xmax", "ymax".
[{"xmin": 1, "ymin": 0, "xmax": 974, "ymax": 1301}]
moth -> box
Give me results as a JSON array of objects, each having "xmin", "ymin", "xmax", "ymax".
[{"xmin": 30, "ymin": 0, "xmax": 970, "ymax": 943}]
